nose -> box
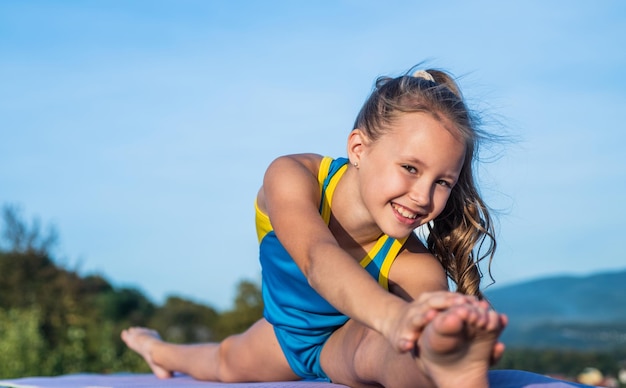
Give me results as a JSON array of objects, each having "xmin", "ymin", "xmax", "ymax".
[{"xmin": 408, "ymin": 179, "xmax": 433, "ymax": 209}]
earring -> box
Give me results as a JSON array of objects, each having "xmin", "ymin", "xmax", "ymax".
[{"xmin": 353, "ymin": 162, "xmax": 358, "ymax": 168}]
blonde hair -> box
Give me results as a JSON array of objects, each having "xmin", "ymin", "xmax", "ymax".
[{"xmin": 353, "ymin": 67, "xmax": 496, "ymax": 299}]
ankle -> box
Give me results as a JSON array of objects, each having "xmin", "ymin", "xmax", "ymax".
[{"xmin": 144, "ymin": 336, "xmax": 163, "ymax": 363}]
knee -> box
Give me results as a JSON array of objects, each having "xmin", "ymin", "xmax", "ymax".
[
  {"xmin": 325, "ymin": 322, "xmax": 382, "ymax": 384},
  {"xmin": 352, "ymin": 327, "xmax": 384, "ymax": 379}
]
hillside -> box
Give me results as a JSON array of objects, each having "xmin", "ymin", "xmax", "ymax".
[{"xmin": 485, "ymin": 269, "xmax": 626, "ymax": 350}]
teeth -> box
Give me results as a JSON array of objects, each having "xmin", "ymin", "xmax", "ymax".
[{"xmin": 393, "ymin": 204, "xmax": 417, "ymax": 219}]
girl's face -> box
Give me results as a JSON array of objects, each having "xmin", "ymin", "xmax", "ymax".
[{"xmin": 351, "ymin": 112, "xmax": 466, "ymax": 239}]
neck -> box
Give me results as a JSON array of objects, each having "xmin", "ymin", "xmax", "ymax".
[{"xmin": 329, "ymin": 166, "xmax": 383, "ymax": 247}]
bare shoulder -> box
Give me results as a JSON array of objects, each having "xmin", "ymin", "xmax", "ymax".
[
  {"xmin": 257, "ymin": 153, "xmax": 323, "ymax": 212},
  {"xmin": 388, "ymin": 233, "xmax": 449, "ymax": 302},
  {"xmin": 266, "ymin": 153, "xmax": 323, "ymax": 177}
]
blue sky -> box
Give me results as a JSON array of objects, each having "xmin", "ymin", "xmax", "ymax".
[{"xmin": 1, "ymin": 1, "xmax": 625, "ymax": 309}]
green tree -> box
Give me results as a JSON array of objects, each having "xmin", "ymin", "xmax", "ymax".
[
  {"xmin": 495, "ymin": 347, "xmax": 626, "ymax": 382},
  {"xmin": 0, "ymin": 204, "xmax": 268, "ymax": 376},
  {"xmin": 1, "ymin": 204, "xmax": 58, "ymax": 255},
  {"xmin": 213, "ymin": 280, "xmax": 263, "ymax": 339},
  {"xmin": 96, "ymin": 288, "xmax": 155, "ymax": 324},
  {"xmin": 150, "ymin": 296, "xmax": 219, "ymax": 343},
  {"xmin": 0, "ymin": 308, "xmax": 48, "ymax": 378}
]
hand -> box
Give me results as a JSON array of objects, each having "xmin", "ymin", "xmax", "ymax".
[{"xmin": 382, "ymin": 291, "xmax": 480, "ymax": 353}]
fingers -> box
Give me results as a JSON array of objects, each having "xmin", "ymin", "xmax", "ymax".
[
  {"xmin": 396, "ymin": 304, "xmax": 436, "ymax": 352},
  {"xmin": 416, "ymin": 291, "xmax": 480, "ymax": 311}
]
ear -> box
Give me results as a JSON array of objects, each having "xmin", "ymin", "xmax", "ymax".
[{"xmin": 347, "ymin": 129, "xmax": 367, "ymax": 166}]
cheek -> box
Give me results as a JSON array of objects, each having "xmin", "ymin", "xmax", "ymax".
[
  {"xmin": 365, "ymin": 168, "xmax": 404, "ymax": 195},
  {"xmin": 433, "ymin": 190, "xmax": 453, "ymax": 214}
]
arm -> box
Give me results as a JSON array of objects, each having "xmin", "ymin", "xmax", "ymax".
[
  {"xmin": 261, "ymin": 154, "xmax": 471, "ymax": 352},
  {"xmin": 388, "ymin": 235, "xmax": 450, "ymax": 302}
]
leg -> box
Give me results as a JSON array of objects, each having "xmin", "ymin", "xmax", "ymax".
[
  {"xmin": 321, "ymin": 319, "xmax": 432, "ymax": 388},
  {"xmin": 121, "ymin": 318, "xmax": 299, "ymax": 382},
  {"xmin": 320, "ymin": 304, "xmax": 506, "ymax": 388}
]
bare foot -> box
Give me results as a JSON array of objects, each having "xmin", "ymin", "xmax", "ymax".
[
  {"xmin": 121, "ymin": 327, "xmax": 173, "ymax": 379},
  {"xmin": 417, "ymin": 304, "xmax": 506, "ymax": 388}
]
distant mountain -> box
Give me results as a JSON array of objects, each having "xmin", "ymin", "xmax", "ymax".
[
  {"xmin": 486, "ymin": 269, "xmax": 626, "ymax": 323},
  {"xmin": 484, "ymin": 269, "xmax": 626, "ymax": 350}
]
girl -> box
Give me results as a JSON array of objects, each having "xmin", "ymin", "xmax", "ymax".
[{"xmin": 122, "ymin": 67, "xmax": 507, "ymax": 388}]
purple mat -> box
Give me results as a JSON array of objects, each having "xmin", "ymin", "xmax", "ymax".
[
  {"xmin": 0, "ymin": 374, "xmax": 346, "ymax": 388},
  {"xmin": 0, "ymin": 370, "xmax": 596, "ymax": 388}
]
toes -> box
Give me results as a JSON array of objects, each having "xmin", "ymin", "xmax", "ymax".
[
  {"xmin": 153, "ymin": 366, "xmax": 174, "ymax": 379},
  {"xmin": 490, "ymin": 342, "xmax": 506, "ymax": 365},
  {"xmin": 434, "ymin": 309, "xmax": 465, "ymax": 336}
]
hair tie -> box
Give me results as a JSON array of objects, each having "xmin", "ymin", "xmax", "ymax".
[{"xmin": 412, "ymin": 70, "xmax": 435, "ymax": 83}]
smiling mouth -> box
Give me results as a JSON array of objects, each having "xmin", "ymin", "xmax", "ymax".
[{"xmin": 391, "ymin": 203, "xmax": 419, "ymax": 219}]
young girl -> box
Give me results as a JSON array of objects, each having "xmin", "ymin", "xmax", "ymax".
[{"xmin": 122, "ymin": 67, "xmax": 508, "ymax": 388}]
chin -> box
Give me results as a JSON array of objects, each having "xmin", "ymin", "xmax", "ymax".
[{"xmin": 384, "ymin": 228, "xmax": 414, "ymax": 241}]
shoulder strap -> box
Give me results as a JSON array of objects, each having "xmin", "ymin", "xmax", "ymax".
[
  {"xmin": 360, "ymin": 235, "xmax": 408, "ymax": 290},
  {"xmin": 319, "ymin": 157, "xmax": 348, "ymax": 224}
]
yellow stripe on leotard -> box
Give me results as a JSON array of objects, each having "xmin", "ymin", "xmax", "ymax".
[
  {"xmin": 255, "ymin": 198, "xmax": 272, "ymax": 243},
  {"xmin": 359, "ymin": 236, "xmax": 408, "ymax": 289},
  {"xmin": 359, "ymin": 239, "xmax": 387, "ymax": 268},
  {"xmin": 378, "ymin": 237, "xmax": 407, "ymax": 290},
  {"xmin": 319, "ymin": 157, "xmax": 347, "ymax": 224},
  {"xmin": 317, "ymin": 156, "xmax": 332, "ymax": 200}
]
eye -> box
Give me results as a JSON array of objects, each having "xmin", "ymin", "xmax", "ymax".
[
  {"xmin": 402, "ymin": 164, "xmax": 417, "ymax": 174},
  {"xmin": 436, "ymin": 179, "xmax": 453, "ymax": 188}
]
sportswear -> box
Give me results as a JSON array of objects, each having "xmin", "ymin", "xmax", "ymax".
[{"xmin": 256, "ymin": 156, "xmax": 408, "ymax": 380}]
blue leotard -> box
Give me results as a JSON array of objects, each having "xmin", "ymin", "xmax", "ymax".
[{"xmin": 256, "ymin": 156, "xmax": 408, "ymax": 381}]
